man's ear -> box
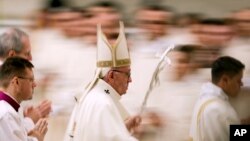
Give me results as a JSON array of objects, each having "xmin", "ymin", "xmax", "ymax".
[
  {"xmin": 107, "ymin": 70, "xmax": 114, "ymax": 79},
  {"xmin": 221, "ymin": 74, "xmax": 229, "ymax": 84},
  {"xmin": 8, "ymin": 50, "xmax": 16, "ymax": 57},
  {"xmin": 10, "ymin": 76, "xmax": 19, "ymax": 86}
]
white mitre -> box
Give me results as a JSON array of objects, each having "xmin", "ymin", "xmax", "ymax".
[
  {"xmin": 97, "ymin": 21, "xmax": 130, "ymax": 71},
  {"xmin": 79, "ymin": 21, "xmax": 130, "ymax": 102}
]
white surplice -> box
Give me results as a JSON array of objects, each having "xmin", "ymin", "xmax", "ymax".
[
  {"xmin": 0, "ymin": 61, "xmax": 35, "ymax": 134},
  {"xmin": 64, "ymin": 79, "xmax": 138, "ymax": 141},
  {"xmin": 0, "ymin": 101, "xmax": 38, "ymax": 141},
  {"xmin": 189, "ymin": 82, "xmax": 240, "ymax": 141}
]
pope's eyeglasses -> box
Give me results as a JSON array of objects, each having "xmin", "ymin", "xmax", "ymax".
[{"xmin": 112, "ymin": 70, "xmax": 131, "ymax": 78}]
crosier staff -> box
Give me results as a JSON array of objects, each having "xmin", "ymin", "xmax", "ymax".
[{"xmin": 140, "ymin": 45, "xmax": 175, "ymax": 114}]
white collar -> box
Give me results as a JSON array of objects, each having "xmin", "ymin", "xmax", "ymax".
[
  {"xmin": 200, "ymin": 82, "xmax": 229, "ymax": 101},
  {"xmin": 97, "ymin": 79, "xmax": 130, "ymax": 120},
  {"xmin": 96, "ymin": 79, "xmax": 121, "ymax": 100}
]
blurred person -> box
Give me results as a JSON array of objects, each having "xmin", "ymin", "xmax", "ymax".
[
  {"xmin": 31, "ymin": 6, "xmax": 89, "ymax": 104},
  {"xmin": 172, "ymin": 12, "xmax": 203, "ymax": 39},
  {"xmin": 161, "ymin": 44, "xmax": 200, "ymax": 81},
  {"xmin": 135, "ymin": 45, "xmax": 201, "ymax": 141},
  {"xmin": 0, "ymin": 28, "xmax": 51, "ymax": 130},
  {"xmin": 174, "ymin": 13, "xmax": 202, "ymax": 29},
  {"xmin": 0, "ymin": 57, "xmax": 48, "ymax": 141},
  {"xmin": 41, "ymin": 8, "xmax": 87, "ymax": 37},
  {"xmin": 223, "ymin": 8, "xmax": 250, "ymax": 76},
  {"xmin": 121, "ymin": 5, "xmax": 196, "ymax": 118},
  {"xmin": 31, "ymin": 2, "xmax": 124, "ymax": 140},
  {"xmin": 64, "ymin": 22, "xmax": 140, "ymax": 141},
  {"xmin": 83, "ymin": 1, "xmax": 123, "ymax": 45},
  {"xmin": 35, "ymin": 0, "xmax": 88, "ymax": 38},
  {"xmin": 222, "ymin": 7, "xmax": 250, "ymax": 129},
  {"xmin": 231, "ymin": 8, "xmax": 250, "ymax": 38},
  {"xmin": 121, "ymin": 5, "xmax": 176, "ymax": 124},
  {"xmin": 31, "ymin": 6, "xmax": 96, "ymax": 141},
  {"xmin": 191, "ymin": 18, "xmax": 234, "ymax": 68},
  {"xmin": 121, "ymin": 4, "xmax": 176, "ymax": 113},
  {"xmin": 185, "ymin": 18, "xmax": 236, "ymax": 82},
  {"xmin": 189, "ymin": 56, "xmax": 245, "ymax": 141},
  {"xmin": 130, "ymin": 4, "xmax": 176, "ymax": 55}
]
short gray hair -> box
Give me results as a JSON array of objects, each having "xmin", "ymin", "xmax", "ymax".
[{"xmin": 0, "ymin": 28, "xmax": 28, "ymax": 58}]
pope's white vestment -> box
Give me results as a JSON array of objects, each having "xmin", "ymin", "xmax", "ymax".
[
  {"xmin": 64, "ymin": 79, "xmax": 138, "ymax": 141},
  {"xmin": 0, "ymin": 100, "xmax": 37, "ymax": 141},
  {"xmin": 189, "ymin": 82, "xmax": 240, "ymax": 141}
]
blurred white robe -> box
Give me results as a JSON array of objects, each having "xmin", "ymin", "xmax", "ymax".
[
  {"xmin": 30, "ymin": 28, "xmax": 96, "ymax": 141},
  {"xmin": 144, "ymin": 78, "xmax": 200, "ymax": 141},
  {"xmin": 223, "ymin": 37, "xmax": 250, "ymax": 77}
]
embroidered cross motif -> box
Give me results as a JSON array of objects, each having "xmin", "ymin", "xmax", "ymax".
[{"xmin": 104, "ymin": 89, "xmax": 110, "ymax": 94}]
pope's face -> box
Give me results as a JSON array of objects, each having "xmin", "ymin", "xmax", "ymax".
[{"xmin": 111, "ymin": 66, "xmax": 132, "ymax": 95}]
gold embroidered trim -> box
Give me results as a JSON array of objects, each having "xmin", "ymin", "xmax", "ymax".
[
  {"xmin": 97, "ymin": 59, "xmax": 131, "ymax": 67},
  {"xmin": 197, "ymin": 99, "xmax": 216, "ymax": 140}
]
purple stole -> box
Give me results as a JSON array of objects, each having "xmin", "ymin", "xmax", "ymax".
[{"xmin": 0, "ymin": 91, "xmax": 20, "ymax": 112}]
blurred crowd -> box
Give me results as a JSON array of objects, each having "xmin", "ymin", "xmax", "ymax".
[{"xmin": 1, "ymin": 0, "xmax": 250, "ymax": 141}]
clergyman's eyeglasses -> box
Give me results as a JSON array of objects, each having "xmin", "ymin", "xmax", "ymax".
[
  {"xmin": 17, "ymin": 76, "xmax": 35, "ymax": 83},
  {"xmin": 112, "ymin": 70, "xmax": 131, "ymax": 78}
]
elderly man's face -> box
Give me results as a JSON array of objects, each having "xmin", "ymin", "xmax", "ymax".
[
  {"xmin": 16, "ymin": 36, "xmax": 32, "ymax": 61},
  {"xmin": 110, "ymin": 66, "xmax": 132, "ymax": 95}
]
